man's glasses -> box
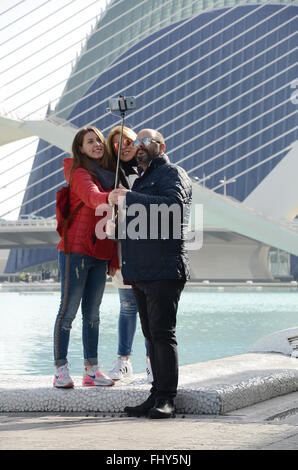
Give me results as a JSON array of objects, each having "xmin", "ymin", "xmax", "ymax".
[
  {"xmin": 113, "ymin": 138, "xmax": 132, "ymax": 152},
  {"xmin": 132, "ymin": 138, "xmax": 160, "ymax": 148}
]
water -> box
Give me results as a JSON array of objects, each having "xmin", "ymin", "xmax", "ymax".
[{"xmin": 1, "ymin": 286, "xmax": 298, "ymax": 376}]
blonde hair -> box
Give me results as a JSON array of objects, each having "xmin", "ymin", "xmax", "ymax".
[{"xmin": 106, "ymin": 126, "xmax": 137, "ymax": 160}]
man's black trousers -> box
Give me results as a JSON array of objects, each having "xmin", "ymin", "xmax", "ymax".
[{"xmin": 132, "ymin": 279, "xmax": 185, "ymax": 400}]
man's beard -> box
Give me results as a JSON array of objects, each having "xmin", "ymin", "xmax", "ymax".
[{"xmin": 136, "ymin": 148, "xmax": 155, "ymax": 165}]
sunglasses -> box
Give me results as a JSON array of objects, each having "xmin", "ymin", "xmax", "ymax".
[
  {"xmin": 113, "ymin": 138, "xmax": 132, "ymax": 152},
  {"xmin": 132, "ymin": 138, "xmax": 160, "ymax": 148}
]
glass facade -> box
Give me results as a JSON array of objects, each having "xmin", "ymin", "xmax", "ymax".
[{"xmin": 5, "ymin": 1, "xmax": 298, "ymax": 273}]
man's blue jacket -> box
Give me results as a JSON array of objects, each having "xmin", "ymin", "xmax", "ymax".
[{"xmin": 120, "ymin": 154, "xmax": 192, "ymax": 282}]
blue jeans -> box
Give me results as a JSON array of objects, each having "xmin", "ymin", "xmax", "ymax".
[
  {"xmin": 118, "ymin": 288, "xmax": 149, "ymax": 357},
  {"xmin": 54, "ymin": 251, "xmax": 107, "ymax": 367}
]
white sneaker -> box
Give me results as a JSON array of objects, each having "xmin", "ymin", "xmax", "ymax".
[
  {"xmin": 146, "ymin": 357, "xmax": 153, "ymax": 383},
  {"xmin": 109, "ymin": 357, "xmax": 133, "ymax": 380},
  {"xmin": 53, "ymin": 363, "xmax": 74, "ymax": 388},
  {"xmin": 83, "ymin": 365, "xmax": 114, "ymax": 387}
]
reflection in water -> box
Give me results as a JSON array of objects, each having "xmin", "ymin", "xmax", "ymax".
[{"xmin": 1, "ymin": 289, "xmax": 298, "ymax": 375}]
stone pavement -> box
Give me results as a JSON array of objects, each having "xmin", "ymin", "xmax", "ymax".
[
  {"xmin": 2, "ymin": 392, "xmax": 298, "ymax": 450},
  {"xmin": 1, "ymin": 353, "xmax": 298, "ymax": 450}
]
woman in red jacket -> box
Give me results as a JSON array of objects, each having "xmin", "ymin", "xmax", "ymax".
[{"xmin": 54, "ymin": 126, "xmax": 118, "ymax": 389}]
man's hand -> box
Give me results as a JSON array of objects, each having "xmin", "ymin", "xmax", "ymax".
[{"xmin": 108, "ymin": 188, "xmax": 129, "ymax": 205}]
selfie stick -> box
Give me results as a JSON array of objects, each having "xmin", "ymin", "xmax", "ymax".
[
  {"xmin": 114, "ymin": 108, "xmax": 126, "ymax": 189},
  {"xmin": 112, "ymin": 97, "xmax": 128, "ymax": 223}
]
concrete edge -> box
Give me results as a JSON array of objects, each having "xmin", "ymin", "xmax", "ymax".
[
  {"xmin": 2, "ymin": 369, "xmax": 298, "ymax": 415},
  {"xmin": 218, "ymin": 370, "xmax": 298, "ymax": 413}
]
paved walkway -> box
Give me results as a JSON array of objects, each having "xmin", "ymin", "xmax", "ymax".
[
  {"xmin": 2, "ymin": 393, "xmax": 298, "ymax": 450},
  {"xmin": 1, "ymin": 353, "xmax": 298, "ymax": 450}
]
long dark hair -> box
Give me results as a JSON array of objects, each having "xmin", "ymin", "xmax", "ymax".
[{"xmin": 71, "ymin": 127, "xmax": 116, "ymax": 178}]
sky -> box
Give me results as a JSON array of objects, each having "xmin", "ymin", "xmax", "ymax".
[{"xmin": 0, "ymin": 0, "xmax": 110, "ymax": 219}]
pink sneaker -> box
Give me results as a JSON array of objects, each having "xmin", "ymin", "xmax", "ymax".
[
  {"xmin": 82, "ymin": 365, "xmax": 115, "ymax": 387},
  {"xmin": 53, "ymin": 364, "xmax": 74, "ymax": 388}
]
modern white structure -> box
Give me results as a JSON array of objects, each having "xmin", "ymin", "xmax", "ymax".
[{"xmin": 0, "ymin": 0, "xmax": 297, "ymax": 280}]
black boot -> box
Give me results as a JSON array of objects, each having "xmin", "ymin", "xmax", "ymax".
[
  {"xmin": 148, "ymin": 398, "xmax": 175, "ymax": 419},
  {"xmin": 124, "ymin": 394, "xmax": 156, "ymax": 417}
]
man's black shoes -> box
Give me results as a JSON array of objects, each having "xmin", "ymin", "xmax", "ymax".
[
  {"xmin": 124, "ymin": 396, "xmax": 175, "ymax": 419},
  {"xmin": 148, "ymin": 399, "xmax": 175, "ymax": 419},
  {"xmin": 124, "ymin": 394, "xmax": 156, "ymax": 417}
]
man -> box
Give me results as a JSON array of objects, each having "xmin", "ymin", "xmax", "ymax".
[{"xmin": 108, "ymin": 128, "xmax": 192, "ymax": 419}]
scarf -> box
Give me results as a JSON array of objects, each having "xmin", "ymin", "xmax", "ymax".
[
  {"xmin": 88, "ymin": 159, "xmax": 116, "ymax": 190},
  {"xmin": 118, "ymin": 157, "xmax": 141, "ymax": 188}
]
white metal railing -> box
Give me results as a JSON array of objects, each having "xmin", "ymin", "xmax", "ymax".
[{"xmin": 0, "ymin": 218, "xmax": 57, "ymax": 227}]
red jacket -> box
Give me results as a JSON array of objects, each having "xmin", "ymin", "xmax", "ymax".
[{"xmin": 57, "ymin": 158, "xmax": 119, "ymax": 270}]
